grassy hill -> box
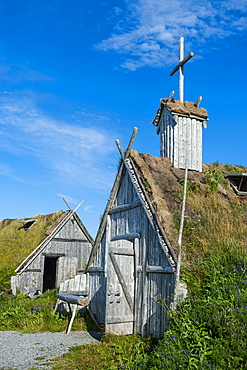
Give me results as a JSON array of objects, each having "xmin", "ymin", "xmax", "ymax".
[{"xmin": 0, "ymin": 211, "xmax": 67, "ymax": 290}]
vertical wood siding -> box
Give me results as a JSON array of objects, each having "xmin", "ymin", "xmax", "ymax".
[
  {"xmin": 160, "ymin": 108, "xmax": 203, "ymax": 171},
  {"xmin": 12, "ymin": 216, "xmax": 92, "ymax": 295},
  {"xmin": 89, "ymin": 168, "xmax": 176, "ymax": 338}
]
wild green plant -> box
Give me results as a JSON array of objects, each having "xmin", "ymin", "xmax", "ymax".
[
  {"xmin": 132, "ymin": 249, "xmax": 247, "ymax": 370},
  {"xmin": 204, "ymin": 169, "xmax": 223, "ymax": 192},
  {"xmin": 52, "ymin": 333, "xmax": 152, "ymax": 370},
  {"xmin": 224, "ymin": 164, "xmax": 246, "ymax": 173},
  {"xmin": 178, "ymin": 179, "xmax": 200, "ymax": 195}
]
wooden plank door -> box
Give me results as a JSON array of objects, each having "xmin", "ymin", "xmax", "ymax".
[{"xmin": 106, "ymin": 239, "xmax": 135, "ymax": 335}]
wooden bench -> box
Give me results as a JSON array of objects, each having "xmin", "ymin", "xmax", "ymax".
[{"xmin": 55, "ymin": 292, "xmax": 89, "ymax": 334}]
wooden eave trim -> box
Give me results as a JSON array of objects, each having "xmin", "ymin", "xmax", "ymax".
[
  {"xmin": 163, "ymin": 105, "xmax": 176, "ymax": 120},
  {"xmin": 172, "ymin": 112, "xmax": 208, "ymax": 122},
  {"xmin": 72, "ymin": 212, "xmax": 95, "ymax": 245}
]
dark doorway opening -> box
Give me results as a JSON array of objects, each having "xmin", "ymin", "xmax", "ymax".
[{"xmin": 43, "ymin": 257, "xmax": 58, "ymax": 292}]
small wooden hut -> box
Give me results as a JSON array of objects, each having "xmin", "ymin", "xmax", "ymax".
[
  {"xmin": 10, "ymin": 210, "xmax": 93, "ymax": 295},
  {"xmin": 153, "ymin": 99, "xmax": 208, "ymax": 172},
  {"xmin": 86, "ymin": 149, "xmax": 179, "ymax": 338}
]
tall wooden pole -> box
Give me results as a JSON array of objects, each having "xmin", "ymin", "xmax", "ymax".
[
  {"xmin": 170, "ymin": 36, "xmax": 194, "ymax": 102},
  {"xmin": 174, "ymin": 166, "xmax": 188, "ymax": 305},
  {"xmin": 170, "ymin": 37, "xmax": 194, "ymax": 307},
  {"xmin": 179, "ymin": 37, "xmax": 184, "ymax": 102}
]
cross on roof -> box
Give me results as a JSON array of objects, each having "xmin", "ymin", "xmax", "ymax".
[{"xmin": 170, "ymin": 37, "xmax": 194, "ymax": 102}]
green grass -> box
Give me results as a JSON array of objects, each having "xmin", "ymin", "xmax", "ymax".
[
  {"xmin": 0, "ymin": 289, "xmax": 97, "ymax": 333},
  {"xmin": 51, "ymin": 333, "xmax": 153, "ymax": 370},
  {"xmin": 137, "ymin": 249, "xmax": 247, "ymax": 369}
]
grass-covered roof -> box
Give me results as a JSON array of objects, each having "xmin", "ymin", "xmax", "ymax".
[
  {"xmin": 0, "ymin": 211, "xmax": 68, "ymax": 290},
  {"xmin": 130, "ymin": 150, "xmax": 247, "ymax": 265}
]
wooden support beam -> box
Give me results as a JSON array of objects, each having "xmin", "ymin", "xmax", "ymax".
[
  {"xmin": 109, "ymin": 200, "xmax": 142, "ymax": 214},
  {"xmin": 146, "ymin": 265, "xmax": 174, "ymax": 273},
  {"xmin": 108, "ymin": 247, "xmax": 135, "ymax": 256},
  {"xmin": 66, "ymin": 303, "xmax": 77, "ymax": 335},
  {"xmin": 42, "ymin": 253, "xmax": 65, "ymax": 257},
  {"xmin": 109, "ymin": 252, "xmax": 134, "ymax": 313},
  {"xmin": 107, "ymin": 315, "xmax": 133, "ymax": 324},
  {"xmin": 23, "ymin": 269, "xmax": 41, "ymax": 273},
  {"xmin": 88, "ymin": 266, "xmax": 105, "ymax": 272},
  {"xmin": 52, "ymin": 238, "xmax": 88, "ymax": 242},
  {"xmin": 111, "ymin": 232, "xmax": 141, "ymax": 241}
]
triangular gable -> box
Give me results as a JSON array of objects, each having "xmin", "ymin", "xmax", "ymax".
[
  {"xmin": 16, "ymin": 211, "xmax": 94, "ymax": 274},
  {"xmin": 87, "ymin": 150, "xmax": 177, "ymax": 271}
]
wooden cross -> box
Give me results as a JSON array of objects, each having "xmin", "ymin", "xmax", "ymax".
[{"xmin": 170, "ymin": 37, "xmax": 194, "ymax": 102}]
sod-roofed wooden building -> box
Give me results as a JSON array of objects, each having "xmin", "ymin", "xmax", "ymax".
[
  {"xmin": 86, "ymin": 149, "xmax": 180, "ymax": 338},
  {"xmin": 7, "ymin": 210, "xmax": 93, "ymax": 295}
]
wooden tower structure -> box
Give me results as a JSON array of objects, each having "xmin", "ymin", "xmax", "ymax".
[{"xmin": 153, "ymin": 37, "xmax": 208, "ymax": 172}]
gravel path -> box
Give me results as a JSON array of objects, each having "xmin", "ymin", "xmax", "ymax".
[{"xmin": 0, "ymin": 331, "xmax": 101, "ymax": 370}]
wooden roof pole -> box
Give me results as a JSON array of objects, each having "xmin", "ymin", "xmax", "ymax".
[
  {"xmin": 85, "ymin": 127, "xmax": 138, "ymax": 270},
  {"xmin": 62, "ymin": 198, "xmax": 84, "ymax": 214}
]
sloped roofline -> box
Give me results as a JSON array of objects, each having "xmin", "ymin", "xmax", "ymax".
[
  {"xmin": 86, "ymin": 151, "xmax": 176, "ymax": 271},
  {"xmin": 16, "ymin": 211, "xmax": 94, "ymax": 274},
  {"xmin": 152, "ymin": 98, "xmax": 209, "ymax": 128}
]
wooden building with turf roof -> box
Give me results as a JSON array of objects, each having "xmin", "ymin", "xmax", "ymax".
[
  {"xmin": 85, "ymin": 145, "xmax": 180, "ymax": 338},
  {"xmin": 4, "ymin": 210, "xmax": 93, "ymax": 295}
]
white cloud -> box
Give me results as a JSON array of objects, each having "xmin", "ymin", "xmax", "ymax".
[
  {"xmin": 95, "ymin": 0, "xmax": 247, "ymax": 70},
  {"xmin": 0, "ymin": 93, "xmax": 117, "ymax": 189}
]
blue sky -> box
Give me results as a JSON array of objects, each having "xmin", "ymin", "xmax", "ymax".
[{"xmin": 0, "ymin": 0, "xmax": 246, "ymax": 237}]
